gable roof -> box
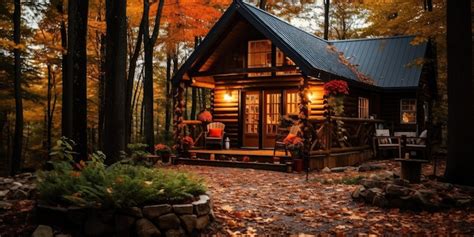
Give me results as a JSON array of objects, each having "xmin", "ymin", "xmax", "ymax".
[
  {"xmin": 173, "ymin": 0, "xmax": 428, "ymax": 89},
  {"xmin": 330, "ymin": 36, "xmax": 427, "ymax": 88},
  {"xmin": 241, "ymin": 3, "xmax": 357, "ymax": 80}
]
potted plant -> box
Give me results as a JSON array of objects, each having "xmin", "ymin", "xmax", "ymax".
[
  {"xmin": 324, "ymin": 80, "xmax": 349, "ymax": 146},
  {"xmin": 154, "ymin": 143, "xmax": 171, "ymax": 163},
  {"xmin": 284, "ymin": 135, "xmax": 304, "ymax": 172},
  {"xmin": 197, "ymin": 110, "xmax": 213, "ymax": 123},
  {"xmin": 179, "ymin": 136, "xmax": 194, "ymax": 158},
  {"xmin": 284, "ymin": 135, "xmax": 304, "ymax": 159}
]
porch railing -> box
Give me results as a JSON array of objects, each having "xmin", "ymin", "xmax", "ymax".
[{"xmin": 309, "ymin": 117, "xmax": 383, "ymax": 154}]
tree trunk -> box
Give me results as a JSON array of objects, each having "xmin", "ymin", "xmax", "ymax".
[
  {"xmin": 67, "ymin": 0, "xmax": 89, "ymax": 160},
  {"xmin": 57, "ymin": 0, "xmax": 71, "ymax": 140},
  {"xmin": 259, "ymin": 0, "xmax": 266, "ymax": 10},
  {"xmin": 165, "ymin": 53, "xmax": 172, "ymax": 135},
  {"xmin": 126, "ymin": 19, "xmax": 144, "ymax": 145},
  {"xmin": 104, "ymin": 0, "xmax": 127, "ymax": 163},
  {"xmin": 444, "ymin": 0, "xmax": 474, "ymax": 185},
  {"xmin": 12, "ymin": 0, "xmax": 23, "ymax": 175},
  {"xmin": 142, "ymin": 0, "xmax": 165, "ymax": 152},
  {"xmin": 323, "ymin": 0, "xmax": 330, "ymax": 40},
  {"xmin": 98, "ymin": 34, "xmax": 106, "ymax": 150}
]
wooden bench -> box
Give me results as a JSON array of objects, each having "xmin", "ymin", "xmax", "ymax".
[{"xmin": 395, "ymin": 158, "xmax": 429, "ymax": 183}]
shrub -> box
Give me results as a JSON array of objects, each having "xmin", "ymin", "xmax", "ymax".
[{"xmin": 37, "ymin": 140, "xmax": 206, "ymax": 208}]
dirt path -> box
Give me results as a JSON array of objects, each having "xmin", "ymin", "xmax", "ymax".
[{"xmin": 170, "ymin": 161, "xmax": 474, "ymax": 236}]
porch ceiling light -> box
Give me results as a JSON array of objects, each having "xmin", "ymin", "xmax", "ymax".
[{"xmin": 224, "ymin": 90, "xmax": 233, "ymax": 102}]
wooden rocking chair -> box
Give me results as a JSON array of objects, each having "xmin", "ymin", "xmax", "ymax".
[
  {"xmin": 373, "ymin": 129, "xmax": 402, "ymax": 158},
  {"xmin": 204, "ymin": 122, "xmax": 225, "ymax": 149},
  {"xmin": 274, "ymin": 125, "xmax": 300, "ymax": 156}
]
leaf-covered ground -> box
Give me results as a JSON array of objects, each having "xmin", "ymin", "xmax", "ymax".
[{"xmin": 170, "ymin": 161, "xmax": 474, "ymax": 236}]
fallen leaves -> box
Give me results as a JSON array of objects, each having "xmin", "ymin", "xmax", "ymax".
[{"xmin": 169, "ymin": 161, "xmax": 474, "ymax": 235}]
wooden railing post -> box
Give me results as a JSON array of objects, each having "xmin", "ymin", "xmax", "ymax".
[
  {"xmin": 299, "ymin": 76, "xmax": 312, "ymax": 176},
  {"xmin": 173, "ymin": 82, "xmax": 185, "ymax": 154}
]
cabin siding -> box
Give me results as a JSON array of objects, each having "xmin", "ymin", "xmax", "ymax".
[{"xmin": 379, "ymin": 91, "xmax": 418, "ymax": 132}]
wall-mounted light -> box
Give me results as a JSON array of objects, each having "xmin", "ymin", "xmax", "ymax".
[
  {"xmin": 224, "ymin": 90, "xmax": 233, "ymax": 102},
  {"xmin": 306, "ymin": 91, "xmax": 315, "ymax": 102}
]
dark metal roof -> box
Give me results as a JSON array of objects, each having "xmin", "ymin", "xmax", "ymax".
[
  {"xmin": 173, "ymin": 0, "xmax": 428, "ymax": 89},
  {"xmin": 330, "ymin": 36, "xmax": 428, "ymax": 88},
  {"xmin": 241, "ymin": 3, "xmax": 357, "ymax": 80}
]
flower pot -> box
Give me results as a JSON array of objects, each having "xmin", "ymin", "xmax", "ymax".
[
  {"xmin": 161, "ymin": 153, "xmax": 170, "ymax": 163},
  {"xmin": 293, "ymin": 159, "xmax": 303, "ymax": 172}
]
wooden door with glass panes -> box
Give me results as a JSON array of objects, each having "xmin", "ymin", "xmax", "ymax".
[
  {"xmin": 263, "ymin": 91, "xmax": 282, "ymax": 148},
  {"xmin": 243, "ymin": 91, "xmax": 260, "ymax": 148}
]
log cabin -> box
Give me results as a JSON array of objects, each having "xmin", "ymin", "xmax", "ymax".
[{"xmin": 171, "ymin": 0, "xmax": 436, "ymax": 170}]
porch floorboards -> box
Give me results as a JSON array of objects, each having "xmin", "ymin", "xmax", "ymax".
[{"xmin": 189, "ymin": 148, "xmax": 290, "ymax": 157}]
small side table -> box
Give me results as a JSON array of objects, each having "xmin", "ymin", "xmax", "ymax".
[{"xmin": 395, "ymin": 158, "xmax": 429, "ymax": 183}]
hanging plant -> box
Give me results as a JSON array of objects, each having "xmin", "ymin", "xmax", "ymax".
[
  {"xmin": 324, "ymin": 80, "xmax": 349, "ymax": 147},
  {"xmin": 197, "ymin": 110, "xmax": 213, "ymax": 123}
]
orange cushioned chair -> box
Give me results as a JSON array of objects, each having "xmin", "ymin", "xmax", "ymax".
[{"xmin": 205, "ymin": 122, "xmax": 225, "ymax": 149}]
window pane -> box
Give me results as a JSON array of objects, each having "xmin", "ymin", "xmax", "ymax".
[
  {"xmin": 400, "ymin": 99, "xmax": 417, "ymax": 124},
  {"xmin": 286, "ymin": 91, "xmax": 299, "ymax": 115},
  {"xmin": 358, "ymin": 97, "xmax": 369, "ymax": 119},
  {"xmin": 248, "ymin": 40, "xmax": 271, "ymax": 77}
]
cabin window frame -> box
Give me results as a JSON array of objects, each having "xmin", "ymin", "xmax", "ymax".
[
  {"xmin": 247, "ymin": 40, "xmax": 272, "ymax": 77},
  {"xmin": 276, "ymin": 48, "xmax": 298, "ymax": 75},
  {"xmin": 358, "ymin": 97, "xmax": 369, "ymax": 119},
  {"xmin": 400, "ymin": 98, "xmax": 417, "ymax": 124},
  {"xmin": 285, "ymin": 90, "xmax": 299, "ymax": 115}
]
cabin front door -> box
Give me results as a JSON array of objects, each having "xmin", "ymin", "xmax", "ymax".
[
  {"xmin": 242, "ymin": 90, "xmax": 282, "ymax": 149},
  {"xmin": 262, "ymin": 91, "xmax": 281, "ymax": 148}
]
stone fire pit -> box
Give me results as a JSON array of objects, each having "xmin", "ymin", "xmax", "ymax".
[
  {"xmin": 351, "ymin": 171, "xmax": 474, "ymax": 210},
  {"xmin": 36, "ymin": 193, "xmax": 215, "ymax": 237}
]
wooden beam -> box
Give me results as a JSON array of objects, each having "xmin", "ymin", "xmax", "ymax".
[{"xmin": 191, "ymin": 66, "xmax": 300, "ymax": 77}]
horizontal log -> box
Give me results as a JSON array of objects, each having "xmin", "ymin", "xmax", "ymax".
[
  {"xmin": 214, "ymin": 102, "xmax": 239, "ymax": 107},
  {"xmin": 213, "ymin": 113, "xmax": 238, "ymax": 117},
  {"xmin": 214, "ymin": 119, "xmax": 239, "ymax": 123},
  {"xmin": 214, "ymin": 107, "xmax": 239, "ymax": 112}
]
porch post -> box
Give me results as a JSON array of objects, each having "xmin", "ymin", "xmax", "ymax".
[
  {"xmin": 173, "ymin": 82, "xmax": 185, "ymax": 154},
  {"xmin": 299, "ymin": 76, "xmax": 312, "ymax": 177}
]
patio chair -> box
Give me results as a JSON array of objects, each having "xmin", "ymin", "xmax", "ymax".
[
  {"xmin": 373, "ymin": 129, "xmax": 401, "ymax": 158},
  {"xmin": 274, "ymin": 125, "xmax": 300, "ymax": 156},
  {"xmin": 204, "ymin": 122, "xmax": 225, "ymax": 149},
  {"xmin": 403, "ymin": 129, "xmax": 428, "ymax": 159}
]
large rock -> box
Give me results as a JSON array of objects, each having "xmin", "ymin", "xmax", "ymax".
[
  {"xmin": 165, "ymin": 228, "xmax": 186, "ymax": 237},
  {"xmin": 360, "ymin": 179, "xmax": 386, "ymax": 189},
  {"xmin": 385, "ymin": 184, "xmax": 411, "ymax": 197},
  {"xmin": 179, "ymin": 214, "xmax": 197, "ymax": 233},
  {"xmin": 32, "ymin": 225, "xmax": 53, "ymax": 237},
  {"xmin": 351, "ymin": 185, "xmax": 366, "ymax": 199},
  {"xmin": 0, "ymin": 190, "xmax": 10, "ymax": 199},
  {"xmin": 195, "ymin": 215, "xmax": 209, "ymax": 230},
  {"xmin": 392, "ymin": 178, "xmax": 410, "ymax": 187},
  {"xmin": 84, "ymin": 215, "xmax": 113, "ymax": 236},
  {"xmin": 0, "ymin": 201, "xmax": 12, "ymax": 210},
  {"xmin": 365, "ymin": 188, "xmax": 383, "ymax": 203},
  {"xmin": 9, "ymin": 189, "xmax": 29, "ymax": 199},
  {"xmin": 330, "ymin": 167, "xmax": 350, "ymax": 173},
  {"xmin": 143, "ymin": 204, "xmax": 172, "ymax": 219},
  {"xmin": 358, "ymin": 163, "xmax": 385, "ymax": 172},
  {"xmin": 115, "ymin": 214, "xmax": 136, "ymax": 236},
  {"xmin": 193, "ymin": 195, "xmax": 211, "ymax": 216},
  {"xmin": 157, "ymin": 213, "xmax": 181, "ymax": 230},
  {"xmin": 121, "ymin": 207, "xmax": 143, "ymax": 218},
  {"xmin": 372, "ymin": 194, "xmax": 389, "ymax": 207},
  {"xmin": 136, "ymin": 218, "xmax": 161, "ymax": 237},
  {"xmin": 173, "ymin": 204, "xmax": 193, "ymax": 215},
  {"xmin": 321, "ymin": 167, "xmax": 331, "ymax": 173}
]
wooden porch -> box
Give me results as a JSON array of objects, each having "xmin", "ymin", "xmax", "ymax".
[{"xmin": 175, "ymin": 115, "xmax": 382, "ymax": 171}]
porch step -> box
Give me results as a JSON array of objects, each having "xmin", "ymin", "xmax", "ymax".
[{"xmin": 176, "ymin": 158, "xmax": 288, "ymax": 172}]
